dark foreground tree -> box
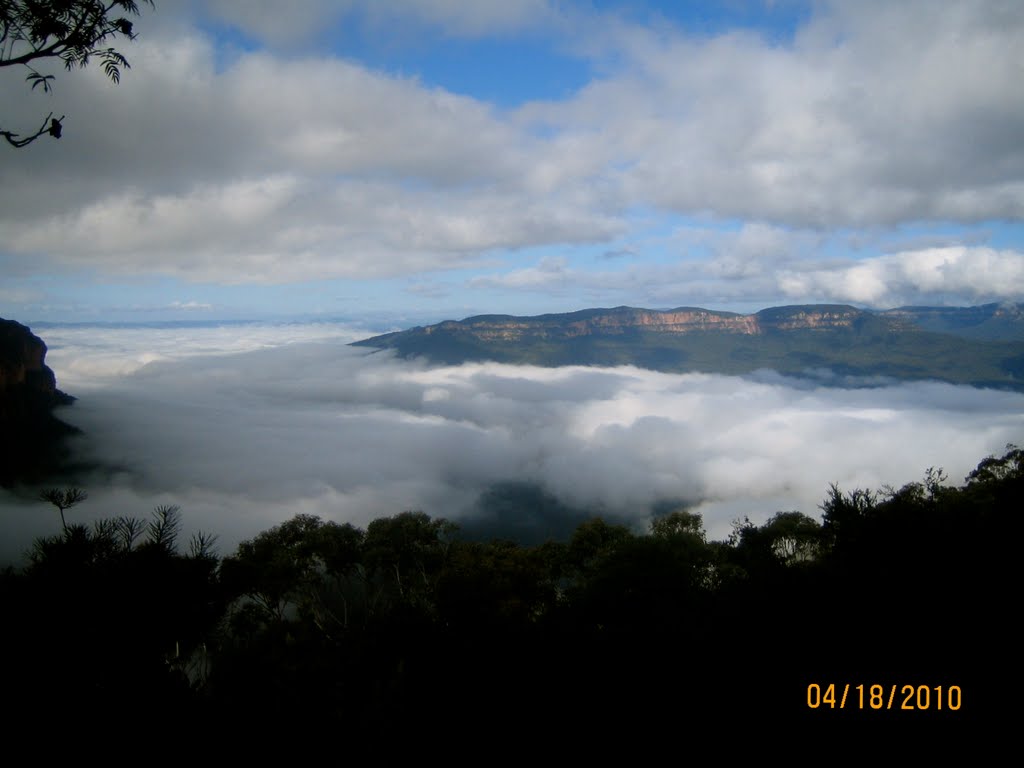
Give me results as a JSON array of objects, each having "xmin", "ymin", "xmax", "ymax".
[
  {"xmin": 2, "ymin": 503, "xmax": 222, "ymax": 748},
  {"xmin": 38, "ymin": 486, "xmax": 87, "ymax": 531},
  {"xmin": 1, "ymin": 0, "xmax": 154, "ymax": 147}
]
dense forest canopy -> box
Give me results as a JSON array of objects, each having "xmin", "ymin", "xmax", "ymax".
[{"xmin": 2, "ymin": 445, "xmax": 1016, "ymax": 753}]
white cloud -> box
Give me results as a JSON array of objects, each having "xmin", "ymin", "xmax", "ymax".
[
  {"xmin": 0, "ymin": 0, "xmax": 1021, "ymax": 301},
  {"xmin": 470, "ymin": 255, "xmax": 573, "ymax": 290},
  {"xmin": 41, "ymin": 322, "xmax": 367, "ymax": 386},
  {"xmin": 778, "ymin": 246, "xmax": 1024, "ymax": 306},
  {"xmin": 465, "ymin": 237, "xmax": 1024, "ymax": 309},
  {"xmin": 521, "ymin": 0, "xmax": 1024, "ymax": 226},
  {"xmin": 2, "ymin": 327, "xmax": 1020, "ymax": 562},
  {"xmin": 8, "ymin": 177, "xmax": 618, "ymax": 283},
  {"xmin": 0, "ymin": 34, "xmax": 620, "ymax": 283}
]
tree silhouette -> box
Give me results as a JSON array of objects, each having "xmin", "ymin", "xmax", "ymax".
[
  {"xmin": 146, "ymin": 503, "xmax": 182, "ymax": 552},
  {"xmin": 38, "ymin": 486, "xmax": 87, "ymax": 532},
  {"xmin": 1, "ymin": 1, "xmax": 154, "ymax": 147}
]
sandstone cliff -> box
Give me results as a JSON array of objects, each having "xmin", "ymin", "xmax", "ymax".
[
  {"xmin": 352, "ymin": 303, "xmax": 1024, "ymax": 389},
  {"xmin": 423, "ymin": 307, "xmax": 761, "ymax": 341},
  {"xmin": 417, "ymin": 305, "xmax": 876, "ymax": 342}
]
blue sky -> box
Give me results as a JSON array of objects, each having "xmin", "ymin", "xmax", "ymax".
[{"xmin": 2, "ymin": 0, "xmax": 1022, "ymax": 325}]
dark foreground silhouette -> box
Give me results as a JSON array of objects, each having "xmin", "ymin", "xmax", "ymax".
[{"xmin": 2, "ymin": 447, "xmax": 1017, "ymax": 758}]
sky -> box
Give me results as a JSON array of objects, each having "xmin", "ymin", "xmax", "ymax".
[
  {"xmin": 2, "ymin": 0, "xmax": 1023, "ymax": 324},
  {"xmin": 2, "ymin": 321, "xmax": 1021, "ymax": 563},
  {"xmin": 3, "ymin": 2, "xmax": 1023, "ymax": 560}
]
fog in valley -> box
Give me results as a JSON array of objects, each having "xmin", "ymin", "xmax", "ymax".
[{"xmin": 1, "ymin": 322, "xmax": 1020, "ymax": 563}]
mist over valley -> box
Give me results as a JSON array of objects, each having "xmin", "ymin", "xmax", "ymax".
[{"xmin": 2, "ymin": 316, "xmax": 1020, "ymax": 564}]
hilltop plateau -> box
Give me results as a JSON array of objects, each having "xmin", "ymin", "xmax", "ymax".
[{"xmin": 353, "ymin": 303, "xmax": 1024, "ymax": 389}]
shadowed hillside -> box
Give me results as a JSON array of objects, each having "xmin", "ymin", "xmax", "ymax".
[{"xmin": 0, "ymin": 319, "xmax": 78, "ymax": 486}]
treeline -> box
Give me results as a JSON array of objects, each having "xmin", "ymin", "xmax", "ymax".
[{"xmin": 2, "ymin": 447, "xmax": 1019, "ymax": 753}]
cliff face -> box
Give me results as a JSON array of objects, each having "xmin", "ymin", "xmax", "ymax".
[
  {"xmin": 753, "ymin": 305, "xmax": 868, "ymax": 331},
  {"xmin": 881, "ymin": 303, "xmax": 1024, "ymax": 341},
  {"xmin": 0, "ymin": 318, "xmax": 77, "ymax": 486},
  {"xmin": 418, "ymin": 305, "xmax": 870, "ymax": 342},
  {"xmin": 441, "ymin": 309, "xmax": 758, "ymax": 340},
  {"xmin": 352, "ymin": 303, "xmax": 1024, "ymax": 389},
  {"xmin": 1, "ymin": 319, "xmax": 62, "ymax": 401}
]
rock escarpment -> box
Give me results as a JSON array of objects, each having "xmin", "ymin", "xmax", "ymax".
[
  {"xmin": 0, "ymin": 318, "xmax": 77, "ymax": 486},
  {"xmin": 373, "ymin": 304, "xmax": 884, "ymax": 345},
  {"xmin": 424, "ymin": 307, "xmax": 761, "ymax": 340},
  {"xmin": 352, "ymin": 303, "xmax": 1024, "ymax": 389}
]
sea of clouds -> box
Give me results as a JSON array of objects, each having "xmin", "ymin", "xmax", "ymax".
[{"xmin": 2, "ymin": 321, "xmax": 1021, "ymax": 563}]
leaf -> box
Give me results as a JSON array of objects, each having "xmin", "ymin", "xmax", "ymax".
[
  {"xmin": 26, "ymin": 71, "xmax": 55, "ymax": 93},
  {"xmin": 100, "ymin": 49, "xmax": 130, "ymax": 83}
]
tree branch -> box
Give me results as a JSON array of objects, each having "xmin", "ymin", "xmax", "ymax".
[
  {"xmin": 2, "ymin": 1, "xmax": 153, "ymax": 148},
  {"xmin": 1, "ymin": 111, "xmax": 63, "ymax": 147}
]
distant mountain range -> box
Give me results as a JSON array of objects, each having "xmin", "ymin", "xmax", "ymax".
[{"xmin": 352, "ymin": 303, "xmax": 1024, "ymax": 389}]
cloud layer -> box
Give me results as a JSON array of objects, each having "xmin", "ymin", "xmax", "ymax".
[
  {"xmin": 1, "ymin": 0, "xmax": 1021, "ymax": 311},
  {"xmin": 2, "ymin": 324, "xmax": 1020, "ymax": 562}
]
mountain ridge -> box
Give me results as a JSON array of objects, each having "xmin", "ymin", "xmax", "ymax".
[{"xmin": 352, "ymin": 302, "xmax": 1024, "ymax": 389}]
